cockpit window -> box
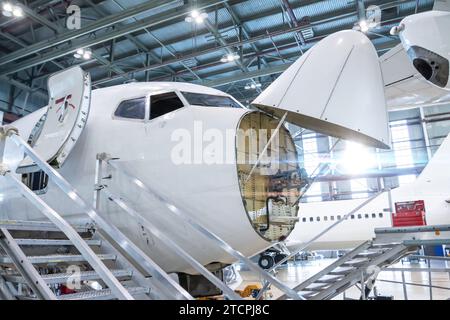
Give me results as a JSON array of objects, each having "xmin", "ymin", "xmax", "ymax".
[
  {"xmin": 150, "ymin": 92, "xmax": 184, "ymax": 120},
  {"xmin": 114, "ymin": 97, "xmax": 146, "ymax": 120},
  {"xmin": 181, "ymin": 91, "xmax": 242, "ymax": 108}
]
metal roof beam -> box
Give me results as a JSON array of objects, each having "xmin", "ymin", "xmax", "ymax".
[
  {"xmin": 15, "ymin": 2, "xmax": 60, "ymax": 32},
  {"xmin": 0, "ymin": 0, "xmax": 225, "ymax": 76},
  {"xmin": 202, "ymin": 39, "xmax": 399, "ymax": 88},
  {"xmin": 90, "ymin": 11, "xmax": 356, "ymax": 86},
  {"xmin": 0, "ymin": 0, "xmax": 185, "ymax": 67},
  {"xmin": 0, "ymin": 76, "xmax": 47, "ymax": 100}
]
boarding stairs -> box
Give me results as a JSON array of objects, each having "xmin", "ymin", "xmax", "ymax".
[
  {"xmin": 0, "ymin": 124, "xmax": 311, "ymax": 300},
  {"xmin": 278, "ymin": 224, "xmax": 450, "ymax": 300},
  {"xmin": 0, "ymin": 220, "xmax": 151, "ymax": 300}
]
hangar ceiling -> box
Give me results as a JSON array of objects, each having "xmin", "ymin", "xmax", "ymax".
[{"xmin": 0, "ymin": 0, "xmax": 435, "ymax": 117}]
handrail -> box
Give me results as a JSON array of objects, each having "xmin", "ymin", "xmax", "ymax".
[
  {"xmin": 1, "ymin": 129, "xmax": 192, "ymax": 300},
  {"xmin": 256, "ymin": 190, "xmax": 387, "ymax": 299},
  {"xmin": 98, "ymin": 182, "xmax": 242, "ymax": 300},
  {"xmin": 106, "ymin": 158, "xmax": 305, "ymax": 300}
]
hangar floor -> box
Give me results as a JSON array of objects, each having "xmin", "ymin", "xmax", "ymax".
[{"xmin": 237, "ymin": 259, "xmax": 450, "ymax": 300}]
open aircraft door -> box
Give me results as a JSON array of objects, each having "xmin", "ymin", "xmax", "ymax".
[{"xmin": 18, "ymin": 66, "xmax": 91, "ymax": 172}]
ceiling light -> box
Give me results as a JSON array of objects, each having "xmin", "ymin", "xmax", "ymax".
[
  {"xmin": 82, "ymin": 49, "xmax": 92, "ymax": 60},
  {"xmin": 221, "ymin": 52, "xmax": 239, "ymax": 63},
  {"xmin": 2, "ymin": 3, "xmax": 23, "ymax": 18},
  {"xmin": 74, "ymin": 48, "xmax": 92, "ymax": 60},
  {"xmin": 185, "ymin": 10, "xmax": 208, "ymax": 24},
  {"xmin": 2, "ymin": 2, "xmax": 12, "ymax": 12},
  {"xmin": 244, "ymin": 82, "xmax": 262, "ymax": 90},
  {"xmin": 12, "ymin": 6, "xmax": 22, "ymax": 17},
  {"xmin": 359, "ymin": 20, "xmax": 369, "ymax": 33},
  {"xmin": 191, "ymin": 10, "xmax": 199, "ymax": 18}
]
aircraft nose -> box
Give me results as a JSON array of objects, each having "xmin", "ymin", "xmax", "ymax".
[{"xmin": 235, "ymin": 111, "xmax": 303, "ymax": 242}]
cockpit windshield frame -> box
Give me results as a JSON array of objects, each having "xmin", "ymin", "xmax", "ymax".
[{"xmin": 181, "ymin": 91, "xmax": 244, "ymax": 109}]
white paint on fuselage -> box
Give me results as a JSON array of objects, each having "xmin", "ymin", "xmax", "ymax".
[{"xmin": 1, "ymin": 82, "xmax": 273, "ymax": 274}]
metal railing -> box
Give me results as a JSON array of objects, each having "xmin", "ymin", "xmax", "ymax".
[
  {"xmin": 101, "ymin": 155, "xmax": 305, "ymax": 300},
  {"xmin": 0, "ymin": 126, "xmax": 192, "ymax": 300},
  {"xmin": 376, "ymin": 255, "xmax": 450, "ymax": 300},
  {"xmin": 95, "ymin": 153, "xmax": 241, "ymax": 300}
]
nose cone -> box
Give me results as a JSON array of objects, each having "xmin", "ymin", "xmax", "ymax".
[{"xmin": 253, "ymin": 30, "xmax": 390, "ymax": 149}]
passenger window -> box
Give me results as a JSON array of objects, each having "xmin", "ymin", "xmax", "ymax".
[
  {"xmin": 330, "ymin": 216, "xmax": 335, "ymax": 221},
  {"xmin": 302, "ymin": 217, "xmax": 306, "ymax": 222},
  {"xmin": 310, "ymin": 217, "xmax": 313, "ymax": 222},
  {"xmin": 150, "ymin": 92, "xmax": 184, "ymax": 119},
  {"xmin": 114, "ymin": 97, "xmax": 146, "ymax": 120},
  {"xmin": 351, "ymin": 215, "xmax": 355, "ymax": 219},
  {"xmin": 324, "ymin": 216, "xmax": 328, "ymax": 221},
  {"xmin": 357, "ymin": 214, "xmax": 362, "ymax": 219},
  {"xmin": 337, "ymin": 215, "xmax": 341, "ymax": 220},
  {"xmin": 365, "ymin": 214, "xmax": 369, "ymax": 219},
  {"xmin": 316, "ymin": 216, "xmax": 320, "ymax": 221},
  {"xmin": 379, "ymin": 212, "xmax": 383, "ymax": 218},
  {"xmin": 372, "ymin": 213, "xmax": 376, "ymax": 218}
]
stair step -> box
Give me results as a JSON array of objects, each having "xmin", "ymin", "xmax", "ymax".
[
  {"xmin": 329, "ymin": 267, "xmax": 355, "ymax": 275},
  {"xmin": 58, "ymin": 286, "xmax": 149, "ymax": 300},
  {"xmin": 355, "ymin": 251, "xmax": 381, "ymax": 258},
  {"xmin": 316, "ymin": 276, "xmax": 343, "ymax": 284},
  {"xmin": 370, "ymin": 243, "xmax": 401, "ymax": 249},
  {"xmin": 342, "ymin": 259, "xmax": 369, "ymax": 267},
  {"xmin": 298, "ymin": 291, "xmax": 316, "ymax": 299},
  {"xmin": 303, "ymin": 283, "xmax": 329, "ymax": 291},
  {"xmin": 4, "ymin": 269, "xmax": 132, "ymax": 284},
  {"xmin": 0, "ymin": 220, "xmax": 92, "ymax": 233},
  {"xmin": 14, "ymin": 239, "xmax": 102, "ymax": 246},
  {"xmin": 0, "ymin": 253, "xmax": 116, "ymax": 264}
]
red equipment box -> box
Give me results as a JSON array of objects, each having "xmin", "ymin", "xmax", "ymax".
[{"xmin": 392, "ymin": 200, "xmax": 427, "ymax": 227}]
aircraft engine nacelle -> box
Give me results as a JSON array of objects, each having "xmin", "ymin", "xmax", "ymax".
[{"xmin": 394, "ymin": 11, "xmax": 450, "ymax": 90}]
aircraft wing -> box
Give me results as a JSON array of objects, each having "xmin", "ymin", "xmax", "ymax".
[{"xmin": 381, "ymin": 44, "xmax": 450, "ymax": 111}]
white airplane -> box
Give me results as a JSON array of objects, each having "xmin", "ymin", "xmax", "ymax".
[
  {"xmin": 0, "ymin": 25, "xmax": 390, "ymax": 277},
  {"xmin": 286, "ymin": 131, "xmax": 450, "ymax": 253},
  {"xmin": 0, "ymin": 5, "xmax": 448, "ymax": 294}
]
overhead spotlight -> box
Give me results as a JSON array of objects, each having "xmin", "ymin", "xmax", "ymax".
[
  {"xmin": 185, "ymin": 9, "xmax": 208, "ymax": 24},
  {"xmin": 2, "ymin": 2, "xmax": 12, "ymax": 12},
  {"xmin": 83, "ymin": 49, "xmax": 92, "ymax": 60},
  {"xmin": 2, "ymin": 2, "xmax": 12, "ymax": 17},
  {"xmin": 12, "ymin": 6, "xmax": 22, "ymax": 17},
  {"xmin": 74, "ymin": 48, "xmax": 92, "ymax": 60},
  {"xmin": 359, "ymin": 20, "xmax": 369, "ymax": 33},
  {"xmin": 220, "ymin": 52, "xmax": 239, "ymax": 63},
  {"xmin": 244, "ymin": 82, "xmax": 262, "ymax": 90},
  {"xmin": 2, "ymin": 2, "xmax": 23, "ymax": 18}
]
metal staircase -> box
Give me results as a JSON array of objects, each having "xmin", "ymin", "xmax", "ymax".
[
  {"xmin": 0, "ymin": 220, "xmax": 150, "ymax": 300},
  {"xmin": 0, "ymin": 124, "xmax": 308, "ymax": 300},
  {"xmin": 278, "ymin": 224, "xmax": 450, "ymax": 300},
  {"xmin": 0, "ymin": 126, "xmax": 192, "ymax": 300}
]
